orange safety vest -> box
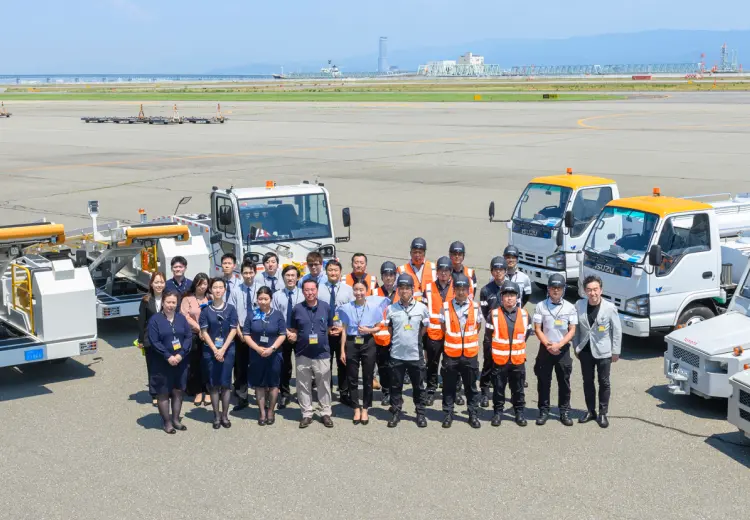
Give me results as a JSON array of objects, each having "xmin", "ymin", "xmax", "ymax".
[
  {"xmin": 345, "ymin": 273, "xmax": 378, "ymax": 296},
  {"xmin": 397, "ymin": 261, "xmax": 435, "ymax": 301},
  {"xmin": 373, "ymin": 308, "xmax": 391, "ymax": 347},
  {"xmin": 424, "ymin": 281, "xmax": 455, "ymax": 341},
  {"xmin": 442, "ymin": 299, "xmax": 480, "ymax": 358},
  {"xmin": 491, "ymin": 307, "xmax": 529, "ymax": 365},
  {"xmin": 454, "ymin": 266, "xmax": 476, "ymax": 297},
  {"xmin": 375, "ymin": 286, "xmax": 396, "ymax": 300}
]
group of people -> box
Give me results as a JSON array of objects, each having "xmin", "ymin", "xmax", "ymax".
[{"xmin": 138, "ymin": 238, "xmax": 622, "ymax": 434}]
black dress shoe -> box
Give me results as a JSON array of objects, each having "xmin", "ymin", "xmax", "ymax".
[
  {"xmin": 491, "ymin": 413, "xmax": 502, "ymax": 427},
  {"xmin": 579, "ymin": 411, "xmax": 597, "ymax": 424},
  {"xmin": 560, "ymin": 412, "xmax": 573, "ymax": 427},
  {"xmin": 597, "ymin": 414, "xmax": 609, "ymax": 428},
  {"xmin": 469, "ymin": 415, "xmax": 481, "ymax": 429},
  {"xmin": 456, "ymin": 395, "xmax": 465, "ymax": 406},
  {"xmin": 480, "ymin": 395, "xmax": 489, "ymax": 408},
  {"xmin": 416, "ymin": 414, "xmax": 428, "ymax": 428},
  {"xmin": 164, "ymin": 427, "xmax": 176, "ymax": 435},
  {"xmin": 299, "ymin": 417, "xmax": 313, "ymax": 429},
  {"xmin": 523, "ymin": 380, "xmax": 528, "ymax": 388},
  {"xmin": 515, "ymin": 411, "xmax": 528, "ymax": 427},
  {"xmin": 352, "ymin": 418, "xmax": 361, "ymax": 425},
  {"xmin": 322, "ymin": 415, "xmax": 334, "ymax": 428},
  {"xmin": 426, "ymin": 393, "xmax": 435, "ymax": 406},
  {"xmin": 536, "ymin": 411, "xmax": 549, "ymax": 426},
  {"xmin": 442, "ymin": 414, "xmax": 453, "ymax": 428},
  {"xmin": 221, "ymin": 419, "xmax": 232, "ymax": 429},
  {"xmin": 233, "ymin": 398, "xmax": 249, "ymax": 412},
  {"xmin": 173, "ymin": 423, "xmax": 187, "ymax": 431},
  {"xmin": 361, "ymin": 418, "xmax": 369, "ymax": 426},
  {"xmin": 278, "ymin": 395, "xmax": 291, "ymax": 410},
  {"xmin": 387, "ymin": 413, "xmax": 400, "ymax": 428},
  {"xmin": 381, "ymin": 394, "xmax": 391, "ymax": 406},
  {"xmin": 213, "ymin": 421, "xmax": 221, "ymax": 430},
  {"xmin": 266, "ymin": 416, "xmax": 276, "ymax": 426},
  {"xmin": 257, "ymin": 418, "xmax": 267, "ymax": 426}
]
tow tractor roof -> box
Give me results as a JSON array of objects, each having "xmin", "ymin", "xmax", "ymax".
[
  {"xmin": 228, "ymin": 184, "xmax": 327, "ymax": 200},
  {"xmin": 605, "ymin": 194, "xmax": 712, "ymax": 219},
  {"xmin": 529, "ymin": 174, "xmax": 615, "ymax": 190}
]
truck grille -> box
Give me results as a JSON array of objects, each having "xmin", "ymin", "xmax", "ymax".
[
  {"xmin": 520, "ymin": 251, "xmax": 544, "ymax": 267},
  {"xmin": 672, "ymin": 346, "xmax": 700, "ymax": 368},
  {"xmin": 692, "ymin": 371, "xmax": 698, "ymax": 384},
  {"xmin": 740, "ymin": 390, "xmax": 750, "ymax": 408},
  {"xmin": 741, "ymin": 409, "xmax": 750, "ymax": 422},
  {"xmin": 601, "ymin": 294, "xmax": 623, "ymax": 310}
]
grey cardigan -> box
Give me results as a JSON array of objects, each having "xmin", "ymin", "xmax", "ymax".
[{"xmin": 573, "ymin": 298, "xmax": 622, "ymax": 359}]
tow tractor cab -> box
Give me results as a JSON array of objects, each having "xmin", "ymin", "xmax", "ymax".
[
  {"xmin": 579, "ymin": 189, "xmax": 750, "ymax": 339},
  {"xmin": 489, "ymin": 169, "xmax": 619, "ymax": 287},
  {"xmin": 167, "ymin": 181, "xmax": 351, "ymax": 277},
  {"xmin": 728, "ymin": 367, "xmax": 750, "ymax": 438},
  {"xmin": 0, "ymin": 222, "xmax": 97, "ymax": 368}
]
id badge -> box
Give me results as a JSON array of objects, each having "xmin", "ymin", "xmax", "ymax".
[
  {"xmin": 355, "ymin": 336, "xmax": 364, "ymax": 345},
  {"xmin": 172, "ymin": 338, "xmax": 181, "ymax": 351},
  {"xmin": 598, "ymin": 325, "xmax": 606, "ymax": 332},
  {"xmin": 310, "ymin": 334, "xmax": 319, "ymax": 345},
  {"xmin": 215, "ymin": 337, "xmax": 224, "ymax": 348},
  {"xmin": 260, "ymin": 335, "xmax": 269, "ymax": 344},
  {"xmin": 333, "ymin": 314, "xmax": 339, "ymax": 322},
  {"xmin": 404, "ymin": 324, "xmax": 413, "ymax": 331},
  {"xmin": 554, "ymin": 319, "xmax": 565, "ymax": 328}
]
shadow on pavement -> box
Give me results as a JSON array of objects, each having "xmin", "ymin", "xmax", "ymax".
[
  {"xmin": 621, "ymin": 334, "xmax": 667, "ymax": 360},
  {"xmin": 128, "ymin": 390, "xmax": 153, "ymax": 405},
  {"xmin": 136, "ymin": 413, "xmax": 164, "ymax": 430},
  {"xmin": 98, "ymin": 318, "xmax": 139, "ymax": 349},
  {"xmin": 0, "ymin": 358, "xmax": 98, "ymax": 402},
  {"xmin": 705, "ymin": 432, "xmax": 750, "ymax": 468},
  {"xmin": 646, "ymin": 384, "xmax": 728, "ymax": 421}
]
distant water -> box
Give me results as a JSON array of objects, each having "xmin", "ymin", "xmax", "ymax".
[{"xmin": 0, "ymin": 74, "xmax": 276, "ymax": 85}]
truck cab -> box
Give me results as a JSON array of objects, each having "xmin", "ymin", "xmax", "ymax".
[
  {"xmin": 491, "ymin": 169, "xmax": 618, "ymax": 287},
  {"xmin": 579, "ymin": 190, "xmax": 750, "ymax": 338}
]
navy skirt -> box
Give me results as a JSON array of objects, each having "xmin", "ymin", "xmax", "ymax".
[
  {"xmin": 248, "ymin": 348, "xmax": 283, "ymax": 388},
  {"xmin": 147, "ymin": 349, "xmax": 189, "ymax": 395},
  {"xmin": 202, "ymin": 343, "xmax": 236, "ymax": 389}
]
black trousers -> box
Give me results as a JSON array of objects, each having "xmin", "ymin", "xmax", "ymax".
[
  {"xmin": 479, "ymin": 334, "xmax": 493, "ymax": 394},
  {"xmin": 534, "ymin": 345, "xmax": 573, "ymax": 413},
  {"xmin": 186, "ymin": 332, "xmax": 206, "ymax": 396},
  {"xmin": 279, "ymin": 339, "xmax": 296, "ymax": 399},
  {"xmin": 424, "ymin": 336, "xmax": 444, "ymax": 394},
  {"xmin": 492, "ymin": 363, "xmax": 526, "ymax": 413},
  {"xmin": 233, "ymin": 337, "xmax": 250, "ymax": 399},
  {"xmin": 389, "ymin": 358, "xmax": 425, "ymax": 415},
  {"xmin": 329, "ymin": 333, "xmax": 349, "ymax": 397},
  {"xmin": 345, "ymin": 335, "xmax": 376, "ymax": 408},
  {"xmin": 442, "ymin": 355, "xmax": 479, "ymax": 415},
  {"xmin": 376, "ymin": 345, "xmax": 392, "ymax": 395},
  {"xmin": 579, "ymin": 347, "xmax": 612, "ymax": 414}
]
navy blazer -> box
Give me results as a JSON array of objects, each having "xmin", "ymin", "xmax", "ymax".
[{"xmin": 147, "ymin": 312, "xmax": 192, "ymax": 361}]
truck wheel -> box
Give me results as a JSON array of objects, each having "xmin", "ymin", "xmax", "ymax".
[{"xmin": 676, "ymin": 305, "xmax": 715, "ymax": 328}]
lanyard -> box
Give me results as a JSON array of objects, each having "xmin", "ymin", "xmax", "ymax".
[
  {"xmin": 255, "ymin": 309, "xmax": 271, "ymax": 334},
  {"xmin": 546, "ymin": 298, "xmax": 564, "ymax": 320},
  {"xmin": 353, "ymin": 302, "xmax": 367, "ymax": 327}
]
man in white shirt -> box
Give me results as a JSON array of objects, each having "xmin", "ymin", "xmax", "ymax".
[{"xmin": 228, "ymin": 258, "xmax": 258, "ymax": 411}]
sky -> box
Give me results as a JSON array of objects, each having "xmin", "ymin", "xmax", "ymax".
[{"xmin": 2, "ymin": 0, "xmax": 750, "ymax": 73}]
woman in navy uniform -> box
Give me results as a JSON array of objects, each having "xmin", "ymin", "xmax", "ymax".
[
  {"xmin": 138, "ymin": 271, "xmax": 167, "ymax": 407},
  {"xmin": 199, "ymin": 278, "xmax": 239, "ymax": 429},
  {"xmin": 147, "ymin": 290, "xmax": 192, "ymax": 434},
  {"xmin": 244, "ymin": 286, "xmax": 287, "ymax": 425}
]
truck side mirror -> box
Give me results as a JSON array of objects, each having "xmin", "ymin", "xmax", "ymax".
[
  {"xmin": 555, "ymin": 229, "xmax": 564, "ymax": 247},
  {"xmin": 209, "ymin": 233, "xmax": 222, "ymax": 245},
  {"xmin": 489, "ymin": 201, "xmax": 495, "ymax": 221},
  {"xmin": 564, "ymin": 210, "xmax": 574, "ymax": 229},
  {"xmin": 342, "ymin": 207, "xmax": 351, "ymax": 228},
  {"xmin": 649, "ymin": 244, "xmax": 663, "ymax": 266},
  {"xmin": 218, "ymin": 205, "xmax": 233, "ymax": 226}
]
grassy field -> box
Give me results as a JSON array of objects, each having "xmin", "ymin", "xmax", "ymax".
[{"xmin": 0, "ymin": 91, "xmax": 628, "ymax": 102}]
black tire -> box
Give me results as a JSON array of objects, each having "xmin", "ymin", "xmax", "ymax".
[{"xmin": 676, "ymin": 305, "xmax": 715, "ymax": 328}]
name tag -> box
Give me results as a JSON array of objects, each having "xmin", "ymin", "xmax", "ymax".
[
  {"xmin": 516, "ymin": 333, "xmax": 525, "ymax": 341},
  {"xmin": 310, "ymin": 334, "xmax": 319, "ymax": 345},
  {"xmin": 355, "ymin": 336, "xmax": 364, "ymax": 345},
  {"xmin": 333, "ymin": 314, "xmax": 339, "ymax": 322},
  {"xmin": 598, "ymin": 325, "xmax": 606, "ymax": 332},
  {"xmin": 172, "ymin": 338, "xmax": 181, "ymax": 351},
  {"xmin": 215, "ymin": 337, "xmax": 224, "ymax": 348},
  {"xmin": 404, "ymin": 324, "xmax": 414, "ymax": 331},
  {"xmin": 260, "ymin": 335, "xmax": 269, "ymax": 344},
  {"xmin": 554, "ymin": 319, "xmax": 565, "ymax": 328}
]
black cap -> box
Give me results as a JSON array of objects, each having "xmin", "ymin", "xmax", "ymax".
[
  {"xmin": 436, "ymin": 256, "xmax": 451, "ymax": 270},
  {"xmin": 410, "ymin": 237, "xmax": 427, "ymax": 251},
  {"xmin": 448, "ymin": 241, "xmax": 465, "ymax": 254},
  {"xmin": 500, "ymin": 280, "xmax": 520, "ymax": 295},
  {"xmin": 396, "ymin": 273, "xmax": 414, "ymax": 288},
  {"xmin": 454, "ymin": 274, "xmax": 471, "ymax": 288},
  {"xmin": 503, "ymin": 245, "xmax": 520, "ymax": 258},
  {"xmin": 490, "ymin": 256, "xmax": 507, "ymax": 270},
  {"xmin": 548, "ymin": 273, "xmax": 566, "ymax": 288},
  {"xmin": 380, "ymin": 261, "xmax": 397, "ymax": 275}
]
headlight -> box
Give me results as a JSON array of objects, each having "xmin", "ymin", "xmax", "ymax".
[
  {"xmin": 625, "ymin": 294, "xmax": 649, "ymax": 316},
  {"xmin": 546, "ymin": 252, "xmax": 566, "ymax": 269},
  {"xmin": 318, "ymin": 245, "xmax": 336, "ymax": 259}
]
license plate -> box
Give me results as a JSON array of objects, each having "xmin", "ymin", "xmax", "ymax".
[{"xmin": 24, "ymin": 348, "xmax": 44, "ymax": 362}]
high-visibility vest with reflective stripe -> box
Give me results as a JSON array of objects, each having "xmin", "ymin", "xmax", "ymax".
[
  {"xmin": 424, "ymin": 282, "xmax": 454, "ymax": 341},
  {"xmin": 453, "ymin": 266, "xmax": 476, "ymax": 297},
  {"xmin": 373, "ymin": 308, "xmax": 391, "ymax": 347},
  {"xmin": 375, "ymin": 286, "xmax": 395, "ymax": 299},
  {"xmin": 442, "ymin": 299, "xmax": 480, "ymax": 358},
  {"xmin": 345, "ymin": 273, "xmax": 377, "ymax": 296},
  {"xmin": 397, "ymin": 261, "xmax": 435, "ymax": 301},
  {"xmin": 491, "ymin": 308, "xmax": 529, "ymax": 365}
]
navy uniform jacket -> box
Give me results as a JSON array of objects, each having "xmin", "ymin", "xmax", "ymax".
[{"xmin": 147, "ymin": 312, "xmax": 192, "ymax": 360}]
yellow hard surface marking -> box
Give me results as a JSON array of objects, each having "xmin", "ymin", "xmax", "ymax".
[
  {"xmin": 529, "ymin": 174, "xmax": 616, "ymax": 190},
  {"xmin": 606, "ymin": 195, "xmax": 712, "ymax": 218}
]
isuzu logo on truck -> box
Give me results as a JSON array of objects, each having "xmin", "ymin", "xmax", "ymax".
[
  {"xmin": 520, "ymin": 228, "xmax": 538, "ymax": 237},
  {"xmin": 594, "ymin": 263, "xmax": 615, "ymax": 274}
]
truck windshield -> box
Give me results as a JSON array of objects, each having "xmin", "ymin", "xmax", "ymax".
[
  {"xmin": 513, "ymin": 183, "xmax": 572, "ymax": 227},
  {"xmin": 585, "ymin": 207, "xmax": 659, "ymax": 264},
  {"xmin": 238, "ymin": 193, "xmax": 332, "ymax": 243}
]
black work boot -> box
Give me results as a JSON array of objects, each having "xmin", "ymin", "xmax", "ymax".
[
  {"xmin": 491, "ymin": 413, "xmax": 502, "ymax": 427},
  {"xmin": 442, "ymin": 413, "xmax": 453, "ymax": 429},
  {"xmin": 536, "ymin": 410, "xmax": 549, "ymax": 426},
  {"xmin": 560, "ymin": 411, "xmax": 573, "ymax": 426},
  {"xmin": 515, "ymin": 410, "xmax": 528, "ymax": 427}
]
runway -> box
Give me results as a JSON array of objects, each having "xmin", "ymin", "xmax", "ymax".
[{"xmin": 0, "ymin": 93, "xmax": 749, "ymax": 520}]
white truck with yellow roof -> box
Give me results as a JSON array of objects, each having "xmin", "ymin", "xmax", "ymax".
[{"xmin": 489, "ymin": 168, "xmax": 619, "ymax": 288}]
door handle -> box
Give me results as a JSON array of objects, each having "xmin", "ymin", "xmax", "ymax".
[{"xmin": 702, "ymin": 271, "xmax": 712, "ymax": 279}]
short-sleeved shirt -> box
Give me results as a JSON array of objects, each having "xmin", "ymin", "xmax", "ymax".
[
  {"xmin": 385, "ymin": 300, "xmax": 430, "ymax": 361},
  {"xmin": 242, "ymin": 308, "xmax": 286, "ymax": 347},
  {"xmin": 298, "ymin": 271, "xmax": 327, "ymax": 288},
  {"xmin": 254, "ymin": 271, "xmax": 283, "ymax": 294},
  {"xmin": 291, "ymin": 300, "xmax": 333, "ymax": 359},
  {"xmin": 533, "ymin": 298, "xmax": 578, "ymax": 344},
  {"xmin": 199, "ymin": 303, "xmax": 239, "ymax": 348},
  {"xmin": 318, "ymin": 281, "xmax": 355, "ymax": 315},
  {"xmin": 272, "ymin": 286, "xmax": 304, "ymax": 328},
  {"xmin": 338, "ymin": 300, "xmax": 385, "ymax": 336},
  {"xmin": 228, "ymin": 282, "xmax": 257, "ymax": 331},
  {"xmin": 166, "ymin": 277, "xmax": 192, "ymax": 296}
]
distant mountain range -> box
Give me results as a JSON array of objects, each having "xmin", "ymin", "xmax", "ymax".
[{"xmin": 209, "ymin": 29, "xmax": 750, "ymax": 74}]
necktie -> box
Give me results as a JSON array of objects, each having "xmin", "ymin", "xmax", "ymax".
[
  {"xmin": 329, "ymin": 284, "xmax": 336, "ymax": 320},
  {"xmin": 270, "ymin": 276, "xmax": 276, "ymax": 293},
  {"xmin": 286, "ymin": 290, "xmax": 294, "ymax": 328},
  {"xmin": 246, "ymin": 286, "xmax": 253, "ymax": 313}
]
